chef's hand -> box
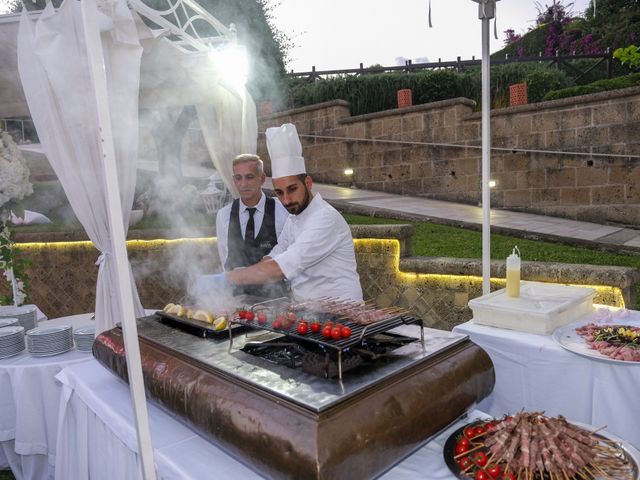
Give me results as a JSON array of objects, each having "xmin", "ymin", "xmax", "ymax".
[{"xmin": 189, "ymin": 273, "xmax": 232, "ymax": 300}]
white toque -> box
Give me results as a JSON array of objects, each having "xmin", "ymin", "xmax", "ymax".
[{"xmin": 265, "ymin": 123, "xmax": 306, "ymax": 179}]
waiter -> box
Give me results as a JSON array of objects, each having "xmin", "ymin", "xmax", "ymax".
[
  {"xmin": 215, "ymin": 153, "xmax": 288, "ymax": 298},
  {"xmin": 194, "ymin": 124, "xmax": 362, "ymax": 302}
]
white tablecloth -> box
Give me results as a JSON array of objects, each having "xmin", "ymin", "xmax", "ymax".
[
  {"xmin": 453, "ymin": 308, "xmax": 640, "ymax": 449},
  {"xmin": 0, "ymin": 313, "xmax": 94, "ymax": 480},
  {"xmin": 54, "ymin": 360, "xmax": 490, "ymax": 480}
]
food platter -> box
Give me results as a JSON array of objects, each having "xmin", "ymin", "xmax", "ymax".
[
  {"xmin": 552, "ymin": 317, "xmax": 640, "ymax": 365},
  {"xmin": 443, "ymin": 416, "xmax": 640, "ymax": 480},
  {"xmin": 155, "ymin": 311, "xmax": 246, "ymax": 339}
]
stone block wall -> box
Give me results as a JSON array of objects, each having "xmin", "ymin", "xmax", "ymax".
[
  {"xmin": 257, "ymin": 88, "xmax": 640, "ymax": 226},
  {"xmin": 3, "ymin": 226, "xmax": 636, "ymax": 330}
]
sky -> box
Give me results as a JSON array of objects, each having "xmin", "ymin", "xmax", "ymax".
[{"xmin": 270, "ymin": 0, "xmax": 593, "ymax": 73}]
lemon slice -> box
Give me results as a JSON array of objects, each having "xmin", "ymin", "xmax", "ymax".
[
  {"xmin": 186, "ymin": 308, "xmax": 195, "ymax": 319},
  {"xmin": 163, "ymin": 303, "xmax": 175, "ymax": 313},
  {"xmin": 213, "ymin": 316, "xmax": 227, "ymax": 331},
  {"xmin": 193, "ymin": 310, "xmax": 214, "ymax": 324},
  {"xmin": 167, "ymin": 304, "xmax": 186, "ymax": 317}
]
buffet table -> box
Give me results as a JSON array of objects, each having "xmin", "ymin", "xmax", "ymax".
[
  {"xmin": 453, "ymin": 307, "xmax": 640, "ymax": 449},
  {"xmin": 54, "ymin": 360, "xmax": 489, "ymax": 479},
  {"xmin": 0, "ymin": 313, "xmax": 94, "ymax": 480}
]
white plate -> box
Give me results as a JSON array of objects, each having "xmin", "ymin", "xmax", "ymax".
[
  {"xmin": 27, "ymin": 325, "xmax": 71, "ymax": 337},
  {"xmin": 552, "ymin": 317, "xmax": 640, "ymax": 365},
  {"xmin": 74, "ymin": 326, "xmax": 95, "ymax": 336},
  {"xmin": 0, "ymin": 326, "xmax": 25, "ymax": 338},
  {"xmin": 0, "ymin": 305, "xmax": 36, "ymax": 316},
  {"xmin": 0, "ymin": 318, "xmax": 19, "ymax": 328}
]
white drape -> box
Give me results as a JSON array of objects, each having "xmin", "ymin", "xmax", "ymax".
[
  {"xmin": 196, "ymin": 88, "xmax": 258, "ymax": 198},
  {"xmin": 17, "ymin": 0, "xmax": 144, "ymax": 334}
]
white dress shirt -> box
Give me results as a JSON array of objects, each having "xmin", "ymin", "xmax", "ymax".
[
  {"xmin": 216, "ymin": 192, "xmax": 288, "ymax": 268},
  {"xmin": 268, "ymin": 193, "xmax": 363, "ymax": 302}
]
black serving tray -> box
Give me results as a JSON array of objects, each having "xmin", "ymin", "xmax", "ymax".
[{"xmin": 154, "ymin": 311, "xmax": 246, "ymax": 340}]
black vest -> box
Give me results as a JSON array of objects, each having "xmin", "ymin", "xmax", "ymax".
[{"xmin": 225, "ymin": 197, "xmax": 288, "ymax": 299}]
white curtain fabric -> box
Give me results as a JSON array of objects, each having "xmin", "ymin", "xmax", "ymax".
[
  {"xmin": 196, "ymin": 89, "xmax": 258, "ymax": 198},
  {"xmin": 17, "ymin": 0, "xmax": 144, "ymax": 333}
]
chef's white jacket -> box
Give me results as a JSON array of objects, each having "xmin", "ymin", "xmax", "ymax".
[
  {"xmin": 215, "ymin": 192, "xmax": 288, "ymax": 268},
  {"xmin": 269, "ymin": 193, "xmax": 363, "ymax": 302}
]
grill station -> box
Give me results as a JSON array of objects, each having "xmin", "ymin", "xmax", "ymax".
[{"xmin": 93, "ymin": 297, "xmax": 495, "ymax": 479}]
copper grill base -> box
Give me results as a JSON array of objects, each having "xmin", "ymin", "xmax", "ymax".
[{"xmin": 93, "ymin": 317, "xmax": 494, "ymax": 479}]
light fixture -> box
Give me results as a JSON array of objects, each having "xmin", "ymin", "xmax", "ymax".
[
  {"xmin": 344, "ymin": 168, "xmax": 354, "ymax": 176},
  {"xmin": 209, "ymin": 43, "xmax": 249, "ymax": 94},
  {"xmin": 488, "ymin": 180, "xmax": 497, "ymax": 188}
]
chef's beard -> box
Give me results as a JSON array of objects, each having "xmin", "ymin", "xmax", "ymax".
[{"xmin": 285, "ymin": 185, "xmax": 312, "ymax": 215}]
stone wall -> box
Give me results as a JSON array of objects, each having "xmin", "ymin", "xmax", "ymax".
[
  {"xmin": 257, "ymin": 88, "xmax": 640, "ymax": 226},
  {"xmin": 2, "ymin": 226, "xmax": 636, "ymax": 330}
]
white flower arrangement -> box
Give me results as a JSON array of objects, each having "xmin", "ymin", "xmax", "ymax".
[{"xmin": 0, "ymin": 129, "xmax": 33, "ymax": 306}]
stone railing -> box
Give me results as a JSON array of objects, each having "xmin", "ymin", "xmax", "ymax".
[{"xmin": 3, "ymin": 226, "xmax": 637, "ymax": 329}]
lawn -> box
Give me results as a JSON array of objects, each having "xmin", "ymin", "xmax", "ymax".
[{"xmin": 343, "ymin": 213, "xmax": 640, "ymax": 307}]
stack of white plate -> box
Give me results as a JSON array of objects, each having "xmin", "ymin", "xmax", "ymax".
[
  {"xmin": 0, "ymin": 318, "xmax": 20, "ymax": 329},
  {"xmin": 0, "ymin": 305, "xmax": 38, "ymax": 332},
  {"xmin": 73, "ymin": 326, "xmax": 95, "ymax": 352},
  {"xmin": 0, "ymin": 325, "xmax": 26, "ymax": 359},
  {"xmin": 26, "ymin": 324, "xmax": 73, "ymax": 357}
]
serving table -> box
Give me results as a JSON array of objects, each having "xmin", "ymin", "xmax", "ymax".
[
  {"xmin": 0, "ymin": 313, "xmax": 94, "ymax": 480},
  {"xmin": 453, "ymin": 306, "xmax": 640, "ymax": 449},
  {"xmin": 54, "ymin": 359, "xmax": 490, "ymax": 479}
]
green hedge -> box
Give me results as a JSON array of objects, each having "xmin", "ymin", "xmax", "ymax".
[
  {"xmin": 543, "ymin": 72, "xmax": 640, "ymax": 100},
  {"xmin": 287, "ymin": 64, "xmax": 572, "ymax": 115}
]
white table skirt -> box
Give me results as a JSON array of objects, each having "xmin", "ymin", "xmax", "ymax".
[
  {"xmin": 0, "ymin": 313, "xmax": 94, "ymax": 480},
  {"xmin": 55, "ymin": 360, "xmax": 491, "ymax": 480},
  {"xmin": 453, "ymin": 307, "xmax": 640, "ymax": 449}
]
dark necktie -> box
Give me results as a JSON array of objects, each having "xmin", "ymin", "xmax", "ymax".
[{"xmin": 245, "ymin": 207, "xmax": 256, "ymax": 243}]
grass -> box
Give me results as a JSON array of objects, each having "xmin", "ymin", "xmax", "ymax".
[{"xmin": 343, "ymin": 213, "xmax": 640, "ymax": 307}]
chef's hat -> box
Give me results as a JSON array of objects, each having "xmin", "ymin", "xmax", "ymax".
[{"xmin": 266, "ymin": 123, "xmax": 306, "ymax": 179}]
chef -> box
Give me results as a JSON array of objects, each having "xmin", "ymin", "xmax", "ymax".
[
  {"xmin": 215, "ymin": 153, "xmax": 289, "ymax": 298},
  {"xmin": 193, "ymin": 123, "xmax": 363, "ymax": 302}
]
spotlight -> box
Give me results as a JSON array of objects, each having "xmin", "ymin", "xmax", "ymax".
[
  {"xmin": 488, "ymin": 180, "xmax": 497, "ymax": 188},
  {"xmin": 344, "ymin": 168, "xmax": 354, "ymax": 176}
]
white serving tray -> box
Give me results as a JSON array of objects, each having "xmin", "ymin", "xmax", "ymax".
[{"xmin": 469, "ymin": 281, "xmax": 596, "ymax": 334}]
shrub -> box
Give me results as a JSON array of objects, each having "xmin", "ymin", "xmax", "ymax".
[{"xmin": 543, "ymin": 72, "xmax": 640, "ymax": 100}]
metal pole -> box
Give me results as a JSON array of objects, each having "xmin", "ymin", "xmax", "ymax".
[
  {"xmin": 477, "ymin": 0, "xmax": 495, "ymax": 295},
  {"xmin": 79, "ymin": 1, "xmax": 157, "ymax": 478}
]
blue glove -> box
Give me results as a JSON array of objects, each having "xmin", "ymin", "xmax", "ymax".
[{"xmin": 189, "ymin": 273, "xmax": 231, "ymax": 301}]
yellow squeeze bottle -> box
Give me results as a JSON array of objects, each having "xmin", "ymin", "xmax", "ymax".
[{"xmin": 506, "ymin": 246, "xmax": 521, "ymax": 298}]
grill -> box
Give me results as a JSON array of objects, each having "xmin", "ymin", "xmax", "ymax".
[{"xmin": 227, "ymin": 297, "xmax": 424, "ymax": 380}]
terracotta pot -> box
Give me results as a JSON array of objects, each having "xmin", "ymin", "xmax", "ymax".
[
  {"xmin": 397, "ymin": 89, "xmax": 413, "ymax": 108},
  {"xmin": 509, "ymin": 83, "xmax": 528, "ymax": 106}
]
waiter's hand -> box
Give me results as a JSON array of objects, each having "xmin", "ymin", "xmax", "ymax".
[{"xmin": 189, "ymin": 273, "xmax": 232, "ymax": 301}]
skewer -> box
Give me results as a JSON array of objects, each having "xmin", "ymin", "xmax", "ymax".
[{"xmin": 453, "ymin": 443, "xmax": 485, "ymax": 459}]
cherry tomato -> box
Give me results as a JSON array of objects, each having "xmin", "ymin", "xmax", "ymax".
[
  {"xmin": 331, "ymin": 326, "xmax": 342, "ymax": 340},
  {"xmin": 340, "ymin": 326, "xmax": 352, "ymax": 338},
  {"xmin": 454, "ymin": 443, "xmax": 469, "ymax": 456},
  {"xmin": 296, "ymin": 321, "xmax": 308, "ymax": 335},
  {"xmin": 245, "ymin": 311, "xmax": 255, "ymax": 322},
  {"xmin": 457, "ymin": 437, "xmax": 471, "ymax": 449},
  {"xmin": 287, "ymin": 311, "xmax": 297, "ymax": 322},
  {"xmin": 464, "ymin": 426, "xmax": 477, "ymax": 439},
  {"xmin": 257, "ymin": 312, "xmax": 267, "ymax": 325},
  {"xmin": 475, "ymin": 470, "xmax": 489, "ymax": 480},
  {"xmin": 272, "ymin": 319, "xmax": 281, "ymax": 329},
  {"xmin": 310, "ymin": 322, "xmax": 321, "ymax": 333},
  {"xmin": 238, "ymin": 310, "xmax": 247, "ymax": 319},
  {"xmin": 458, "ymin": 456, "xmax": 472, "ymax": 470},
  {"xmin": 484, "ymin": 422, "xmax": 497, "ymax": 432},
  {"xmin": 322, "ymin": 326, "xmax": 333, "ymax": 338},
  {"xmin": 472, "ymin": 451, "xmax": 488, "ymax": 467},
  {"xmin": 486, "ymin": 464, "xmax": 501, "ymax": 479},
  {"xmin": 501, "ymin": 473, "xmax": 515, "ymax": 480},
  {"xmin": 474, "ymin": 425, "xmax": 486, "ymax": 437}
]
